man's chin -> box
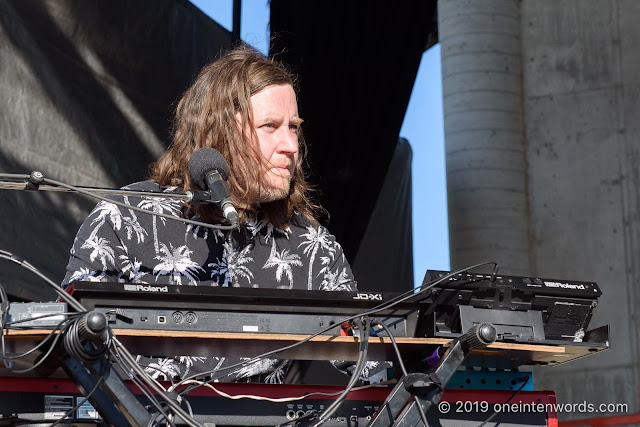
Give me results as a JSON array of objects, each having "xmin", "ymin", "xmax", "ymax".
[{"xmin": 258, "ymin": 184, "xmax": 291, "ymax": 203}]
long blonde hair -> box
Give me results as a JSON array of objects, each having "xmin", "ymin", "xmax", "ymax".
[{"xmin": 150, "ymin": 45, "xmax": 320, "ymax": 228}]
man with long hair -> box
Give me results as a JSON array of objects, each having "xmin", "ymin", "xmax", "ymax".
[{"xmin": 62, "ymin": 46, "xmax": 366, "ymax": 382}]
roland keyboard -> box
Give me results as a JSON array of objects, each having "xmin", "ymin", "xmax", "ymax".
[{"xmin": 70, "ymin": 281, "xmax": 426, "ymax": 337}]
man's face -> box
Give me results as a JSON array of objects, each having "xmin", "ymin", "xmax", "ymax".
[{"xmin": 248, "ymin": 84, "xmax": 301, "ymax": 202}]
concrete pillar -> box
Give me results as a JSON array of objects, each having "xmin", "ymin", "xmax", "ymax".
[
  {"xmin": 440, "ymin": 0, "xmax": 640, "ymax": 417},
  {"xmin": 439, "ymin": 0, "xmax": 531, "ymax": 276},
  {"xmin": 521, "ymin": 0, "xmax": 639, "ymax": 416}
]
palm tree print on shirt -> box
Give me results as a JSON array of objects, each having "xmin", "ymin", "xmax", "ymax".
[
  {"xmin": 246, "ymin": 216, "xmax": 291, "ymax": 242},
  {"xmin": 88, "ymin": 201, "xmax": 122, "ymax": 241},
  {"xmin": 69, "ymin": 267, "xmax": 103, "ymax": 283},
  {"xmin": 119, "ymin": 195, "xmax": 148, "ymax": 244},
  {"xmin": 178, "ymin": 356, "xmax": 207, "ymax": 377},
  {"xmin": 153, "ymin": 243, "xmax": 204, "ymax": 285},
  {"xmin": 81, "ymin": 236, "xmax": 116, "ymax": 271},
  {"xmin": 185, "ymin": 218, "xmax": 224, "ymax": 243},
  {"xmin": 208, "ymin": 252, "xmax": 229, "ymax": 286},
  {"xmin": 235, "ymin": 358, "xmax": 282, "ymax": 380},
  {"xmin": 122, "ymin": 215, "xmax": 147, "ymax": 243},
  {"xmin": 298, "ymin": 226, "xmax": 336, "ymax": 290},
  {"xmin": 320, "ymin": 266, "xmax": 352, "ymax": 291},
  {"xmin": 145, "ymin": 358, "xmax": 182, "ymax": 380},
  {"xmin": 119, "ymin": 255, "xmax": 147, "ymax": 283},
  {"xmin": 137, "ymin": 197, "xmax": 180, "ymax": 254},
  {"xmin": 223, "ymin": 241, "xmax": 255, "ymax": 287},
  {"xmin": 264, "ymin": 241, "xmax": 303, "ymax": 289}
]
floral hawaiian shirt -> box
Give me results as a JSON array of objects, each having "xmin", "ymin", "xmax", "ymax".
[{"xmin": 62, "ymin": 181, "xmax": 384, "ymax": 382}]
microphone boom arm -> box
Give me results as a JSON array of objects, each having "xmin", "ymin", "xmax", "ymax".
[
  {"xmin": 0, "ymin": 172, "xmax": 189, "ymax": 200},
  {"xmin": 0, "ymin": 172, "xmax": 237, "ymax": 230}
]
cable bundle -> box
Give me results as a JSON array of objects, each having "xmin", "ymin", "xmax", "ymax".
[{"xmin": 2, "ymin": 243, "xmax": 529, "ymax": 426}]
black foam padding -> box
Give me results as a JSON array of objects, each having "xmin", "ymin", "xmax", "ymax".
[{"xmin": 188, "ymin": 147, "xmax": 230, "ymax": 188}]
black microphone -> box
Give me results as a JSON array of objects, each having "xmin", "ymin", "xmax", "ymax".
[{"xmin": 187, "ymin": 147, "xmax": 239, "ymax": 226}]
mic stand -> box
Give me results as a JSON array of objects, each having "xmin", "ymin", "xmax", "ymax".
[
  {"xmin": 62, "ymin": 354, "xmax": 152, "ymax": 426},
  {"xmin": 0, "ymin": 171, "xmax": 202, "ymax": 202},
  {"xmin": 0, "ymin": 171, "xmax": 237, "ymax": 229},
  {"xmin": 37, "ymin": 311, "xmax": 153, "ymax": 426},
  {"xmin": 367, "ymin": 323, "xmax": 497, "ymax": 427}
]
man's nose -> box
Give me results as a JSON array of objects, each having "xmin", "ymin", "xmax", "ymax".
[{"xmin": 277, "ymin": 127, "xmax": 298, "ymax": 153}]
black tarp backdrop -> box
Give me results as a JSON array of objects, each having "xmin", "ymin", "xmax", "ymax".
[
  {"xmin": 0, "ymin": 0, "xmax": 437, "ymax": 301},
  {"xmin": 0, "ymin": 0, "xmax": 231, "ymax": 300},
  {"xmin": 270, "ymin": 0, "xmax": 438, "ymax": 292}
]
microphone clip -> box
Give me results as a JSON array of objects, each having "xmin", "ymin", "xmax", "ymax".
[
  {"xmin": 185, "ymin": 189, "xmax": 239, "ymax": 226},
  {"xmin": 185, "ymin": 189, "xmax": 214, "ymax": 205}
]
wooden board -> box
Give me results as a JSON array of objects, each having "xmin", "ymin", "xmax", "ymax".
[{"xmin": 2, "ymin": 328, "xmax": 608, "ymax": 369}]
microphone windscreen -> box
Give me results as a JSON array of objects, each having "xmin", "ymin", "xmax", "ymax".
[{"xmin": 188, "ymin": 147, "xmax": 230, "ymax": 189}]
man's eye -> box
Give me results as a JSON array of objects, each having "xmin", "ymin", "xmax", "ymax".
[{"xmin": 289, "ymin": 124, "xmax": 299, "ymax": 131}]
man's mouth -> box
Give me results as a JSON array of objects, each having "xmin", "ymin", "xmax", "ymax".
[{"xmin": 271, "ymin": 165, "xmax": 292, "ymax": 175}]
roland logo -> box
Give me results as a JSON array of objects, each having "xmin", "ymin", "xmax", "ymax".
[
  {"xmin": 543, "ymin": 281, "xmax": 586, "ymax": 290},
  {"xmin": 123, "ymin": 284, "xmax": 169, "ymax": 293},
  {"xmin": 353, "ymin": 293, "xmax": 383, "ymax": 301}
]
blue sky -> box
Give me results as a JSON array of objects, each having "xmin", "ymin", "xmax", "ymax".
[{"xmin": 190, "ymin": 1, "xmax": 450, "ymax": 288}]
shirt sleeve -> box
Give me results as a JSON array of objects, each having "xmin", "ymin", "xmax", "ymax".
[{"xmin": 62, "ymin": 200, "xmax": 129, "ymax": 288}]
